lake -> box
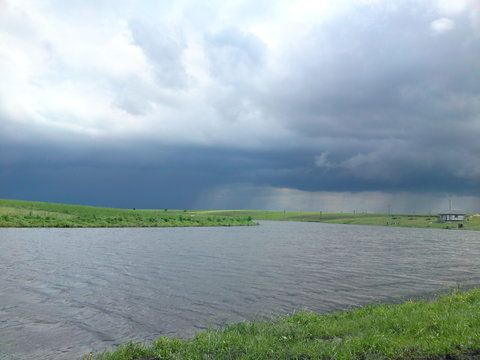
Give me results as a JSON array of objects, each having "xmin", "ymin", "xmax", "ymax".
[{"xmin": 1, "ymin": 221, "xmax": 480, "ymax": 359}]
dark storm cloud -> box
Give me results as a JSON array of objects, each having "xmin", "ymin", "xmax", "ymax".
[
  {"xmin": 1, "ymin": 134, "xmax": 479, "ymax": 210},
  {"xmin": 0, "ymin": 139, "xmax": 313, "ymax": 208}
]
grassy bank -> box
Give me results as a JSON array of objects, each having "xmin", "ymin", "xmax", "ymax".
[
  {"xmin": 90, "ymin": 288, "xmax": 480, "ymax": 360},
  {"xmin": 200, "ymin": 210, "xmax": 480, "ymax": 231},
  {"xmin": 0, "ymin": 199, "xmax": 254, "ymax": 227}
]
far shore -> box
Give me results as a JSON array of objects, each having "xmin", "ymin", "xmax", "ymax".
[
  {"xmin": 1, "ymin": 199, "xmax": 478, "ymax": 230},
  {"xmin": 204, "ymin": 210, "xmax": 480, "ymax": 231}
]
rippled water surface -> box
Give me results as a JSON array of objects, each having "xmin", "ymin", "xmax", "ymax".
[{"xmin": 2, "ymin": 221, "xmax": 480, "ymax": 359}]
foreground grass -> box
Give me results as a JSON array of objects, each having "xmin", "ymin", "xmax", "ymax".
[
  {"xmin": 91, "ymin": 288, "xmax": 480, "ymax": 360},
  {"xmin": 200, "ymin": 210, "xmax": 480, "ymax": 231},
  {"xmin": 0, "ymin": 199, "xmax": 254, "ymax": 227}
]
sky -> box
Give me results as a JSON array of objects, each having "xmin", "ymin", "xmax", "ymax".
[{"xmin": 1, "ymin": 0, "xmax": 480, "ymax": 212}]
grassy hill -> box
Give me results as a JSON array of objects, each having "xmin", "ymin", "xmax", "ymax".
[{"xmin": 0, "ymin": 199, "xmax": 254, "ymax": 228}]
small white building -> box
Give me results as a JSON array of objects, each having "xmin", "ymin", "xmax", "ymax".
[{"xmin": 438, "ymin": 210, "xmax": 466, "ymax": 222}]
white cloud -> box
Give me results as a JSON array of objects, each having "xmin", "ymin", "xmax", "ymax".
[
  {"xmin": 1, "ymin": 0, "xmax": 478, "ymax": 149},
  {"xmin": 0, "ymin": 0, "xmax": 306, "ymax": 149},
  {"xmin": 430, "ymin": 17, "xmax": 455, "ymax": 33},
  {"xmin": 435, "ymin": 0, "xmax": 472, "ymax": 15}
]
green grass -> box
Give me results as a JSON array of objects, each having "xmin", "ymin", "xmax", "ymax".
[
  {"xmin": 199, "ymin": 210, "xmax": 480, "ymax": 231},
  {"xmin": 0, "ymin": 199, "xmax": 254, "ymax": 228},
  {"xmin": 88, "ymin": 288, "xmax": 480, "ymax": 360}
]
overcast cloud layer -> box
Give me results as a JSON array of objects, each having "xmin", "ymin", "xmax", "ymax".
[{"xmin": 1, "ymin": 0, "xmax": 480, "ymax": 211}]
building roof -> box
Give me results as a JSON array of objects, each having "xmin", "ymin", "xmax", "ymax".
[{"xmin": 438, "ymin": 210, "xmax": 466, "ymax": 215}]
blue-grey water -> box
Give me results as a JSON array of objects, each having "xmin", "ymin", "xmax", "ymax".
[{"xmin": 1, "ymin": 221, "xmax": 480, "ymax": 359}]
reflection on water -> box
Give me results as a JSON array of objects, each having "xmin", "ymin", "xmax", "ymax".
[{"xmin": 1, "ymin": 221, "xmax": 480, "ymax": 359}]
